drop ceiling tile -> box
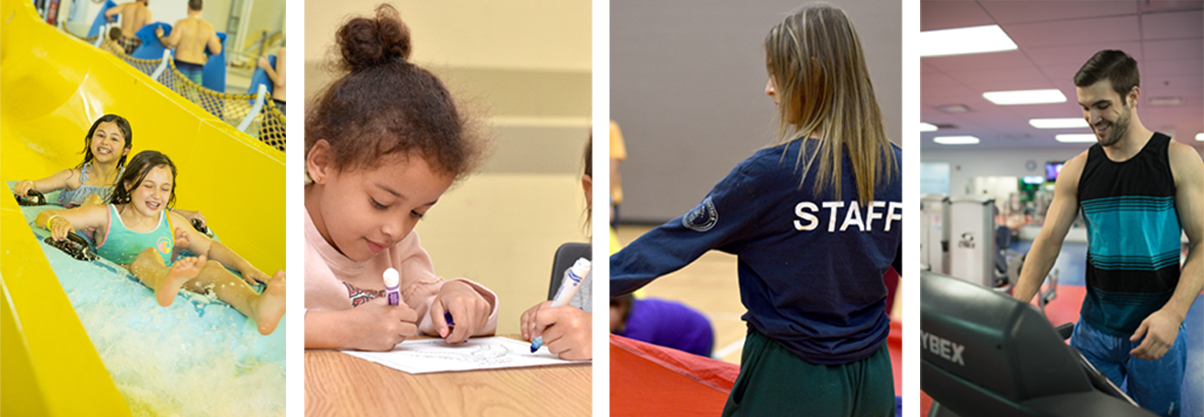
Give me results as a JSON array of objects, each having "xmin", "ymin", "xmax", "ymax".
[
  {"xmin": 921, "ymin": 0, "xmax": 993, "ymax": 31},
  {"xmin": 980, "ymin": 1, "xmax": 1138, "ymax": 25},
  {"xmin": 1005, "ymin": 15, "xmax": 1140, "ymax": 48},
  {"xmin": 1025, "ymin": 42, "xmax": 1142, "ymax": 66},
  {"xmin": 1141, "ymin": 10, "xmax": 1204, "ymax": 40}
]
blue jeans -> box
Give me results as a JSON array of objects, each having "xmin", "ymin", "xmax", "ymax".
[{"xmin": 1071, "ymin": 319, "xmax": 1186, "ymax": 417}]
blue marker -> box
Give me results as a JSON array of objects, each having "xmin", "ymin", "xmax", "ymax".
[
  {"xmin": 444, "ymin": 311, "xmax": 455, "ymax": 326},
  {"xmin": 531, "ymin": 258, "xmax": 591, "ymax": 353}
]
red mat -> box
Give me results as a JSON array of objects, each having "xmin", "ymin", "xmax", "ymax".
[{"xmin": 611, "ymin": 320, "xmax": 904, "ymax": 417}]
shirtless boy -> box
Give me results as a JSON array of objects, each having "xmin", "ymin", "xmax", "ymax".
[
  {"xmin": 105, "ymin": 0, "xmax": 151, "ymax": 54},
  {"xmin": 155, "ymin": 0, "xmax": 222, "ymax": 86}
]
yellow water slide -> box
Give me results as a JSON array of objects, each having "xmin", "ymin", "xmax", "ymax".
[{"xmin": 1, "ymin": 0, "xmax": 284, "ymax": 414}]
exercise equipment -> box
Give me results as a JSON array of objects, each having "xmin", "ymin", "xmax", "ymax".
[{"xmin": 921, "ymin": 270, "xmax": 1155, "ymax": 417}]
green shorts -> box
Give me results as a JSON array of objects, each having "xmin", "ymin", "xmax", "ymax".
[{"xmin": 722, "ymin": 327, "xmax": 895, "ymax": 417}]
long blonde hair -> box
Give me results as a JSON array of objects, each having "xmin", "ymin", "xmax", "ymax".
[{"xmin": 765, "ymin": 3, "xmax": 896, "ymax": 205}]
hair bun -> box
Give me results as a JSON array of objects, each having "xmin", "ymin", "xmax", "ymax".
[{"xmin": 337, "ymin": 4, "xmax": 412, "ymax": 72}]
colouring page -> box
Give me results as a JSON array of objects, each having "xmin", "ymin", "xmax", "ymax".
[{"xmin": 341, "ymin": 337, "xmax": 587, "ymax": 374}]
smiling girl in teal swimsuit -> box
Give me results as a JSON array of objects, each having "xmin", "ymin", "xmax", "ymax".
[
  {"xmin": 12, "ymin": 114, "xmax": 208, "ymax": 227},
  {"xmin": 36, "ymin": 150, "xmax": 287, "ymax": 335}
]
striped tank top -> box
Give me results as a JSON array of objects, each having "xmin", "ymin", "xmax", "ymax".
[
  {"xmin": 96, "ymin": 204, "xmax": 175, "ymax": 265},
  {"xmin": 1077, "ymin": 132, "xmax": 1181, "ymax": 337}
]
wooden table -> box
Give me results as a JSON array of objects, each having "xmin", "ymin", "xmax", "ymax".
[{"xmin": 305, "ymin": 336, "xmax": 592, "ymax": 416}]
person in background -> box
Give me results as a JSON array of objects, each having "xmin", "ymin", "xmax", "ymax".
[
  {"xmin": 156, "ymin": 0, "xmax": 222, "ymax": 86},
  {"xmin": 258, "ymin": 45, "xmax": 287, "ymax": 116}
]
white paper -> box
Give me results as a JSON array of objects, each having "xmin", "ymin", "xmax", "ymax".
[{"xmin": 341, "ymin": 337, "xmax": 587, "ymax": 374}]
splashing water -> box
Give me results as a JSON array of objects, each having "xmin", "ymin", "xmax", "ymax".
[{"xmin": 19, "ymin": 200, "xmax": 284, "ymax": 416}]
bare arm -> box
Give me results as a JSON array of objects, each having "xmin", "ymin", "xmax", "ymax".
[
  {"xmin": 13, "ymin": 168, "xmax": 77, "ymax": 196},
  {"xmin": 275, "ymin": 48, "xmax": 286, "ymax": 90},
  {"xmin": 35, "ymin": 204, "xmax": 110, "ymax": 241},
  {"xmin": 207, "ymin": 31, "xmax": 223, "ymax": 56},
  {"xmin": 258, "ymin": 56, "xmax": 280, "ymax": 84},
  {"xmin": 1129, "ymin": 143, "xmax": 1204, "ymax": 360},
  {"xmin": 1157, "ymin": 144, "xmax": 1204, "ymax": 321},
  {"xmin": 1014, "ymin": 152, "xmax": 1087, "ymax": 303},
  {"xmin": 304, "ymin": 302, "xmax": 419, "ymax": 351},
  {"xmin": 160, "ymin": 21, "xmax": 183, "ymax": 49},
  {"xmin": 104, "ymin": 4, "xmax": 124, "ymax": 21}
]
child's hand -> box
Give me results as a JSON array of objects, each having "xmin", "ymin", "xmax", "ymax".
[
  {"xmin": 523, "ymin": 303, "xmax": 591, "ymax": 360},
  {"xmin": 346, "ymin": 297, "xmax": 420, "ymax": 351},
  {"xmin": 520, "ymin": 301, "xmax": 554, "ymax": 342},
  {"xmin": 155, "ymin": 27, "xmax": 163, "ymax": 37},
  {"xmin": 13, "ymin": 180, "xmax": 35, "ymax": 197},
  {"xmin": 241, "ymin": 268, "xmax": 273, "ymax": 286},
  {"xmin": 174, "ymin": 209, "xmax": 207, "ymax": 229},
  {"xmin": 430, "ymin": 281, "xmax": 491, "ymax": 344},
  {"xmin": 258, "ymin": 56, "xmax": 271, "ymax": 70},
  {"xmin": 47, "ymin": 216, "xmax": 74, "ymax": 241}
]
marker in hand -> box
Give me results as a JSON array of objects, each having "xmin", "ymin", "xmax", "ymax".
[
  {"xmin": 386, "ymin": 268, "xmax": 457, "ymax": 340},
  {"xmin": 383, "ymin": 268, "xmax": 401, "ymax": 305},
  {"xmin": 531, "ymin": 258, "xmax": 591, "ymax": 353}
]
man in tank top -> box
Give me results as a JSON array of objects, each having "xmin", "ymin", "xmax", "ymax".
[{"xmin": 1013, "ymin": 50, "xmax": 1203, "ymax": 417}]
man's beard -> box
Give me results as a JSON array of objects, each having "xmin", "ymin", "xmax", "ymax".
[{"xmin": 1095, "ymin": 106, "xmax": 1130, "ymax": 147}]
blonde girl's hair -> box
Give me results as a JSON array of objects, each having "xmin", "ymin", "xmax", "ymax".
[{"xmin": 764, "ymin": 3, "xmax": 896, "ymax": 206}]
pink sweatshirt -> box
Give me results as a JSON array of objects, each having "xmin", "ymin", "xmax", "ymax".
[{"xmin": 304, "ymin": 209, "xmax": 499, "ymax": 337}]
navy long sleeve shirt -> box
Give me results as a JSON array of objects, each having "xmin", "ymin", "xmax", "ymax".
[{"xmin": 611, "ymin": 139, "xmax": 903, "ymax": 364}]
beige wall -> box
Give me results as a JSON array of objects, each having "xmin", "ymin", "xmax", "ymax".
[
  {"xmin": 148, "ymin": 0, "xmax": 231, "ymax": 33},
  {"xmin": 305, "ymin": 0, "xmax": 591, "ymax": 335},
  {"xmin": 305, "ymin": 0, "xmax": 589, "ymax": 71}
]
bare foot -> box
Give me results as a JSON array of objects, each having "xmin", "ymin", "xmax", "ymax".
[
  {"xmin": 253, "ymin": 270, "xmax": 287, "ymax": 335},
  {"xmin": 173, "ymin": 227, "xmax": 191, "ymax": 251},
  {"xmin": 158, "ymin": 255, "xmax": 206, "ymax": 307}
]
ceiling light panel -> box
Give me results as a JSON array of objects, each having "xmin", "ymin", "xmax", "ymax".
[
  {"xmin": 934, "ymin": 136, "xmax": 980, "ymax": 145},
  {"xmin": 983, "ymin": 89, "xmax": 1067, "ymax": 105},
  {"xmin": 1029, "ymin": 118, "xmax": 1089, "ymax": 129},
  {"xmin": 920, "ymin": 25, "xmax": 1018, "ymax": 57},
  {"xmin": 1056, "ymin": 134, "xmax": 1098, "ymax": 143}
]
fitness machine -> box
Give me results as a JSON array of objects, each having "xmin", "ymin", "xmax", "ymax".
[{"xmin": 921, "ymin": 271, "xmax": 1155, "ymax": 417}]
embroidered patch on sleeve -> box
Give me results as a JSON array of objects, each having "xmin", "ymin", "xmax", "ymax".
[{"xmin": 682, "ymin": 196, "xmax": 718, "ymax": 232}]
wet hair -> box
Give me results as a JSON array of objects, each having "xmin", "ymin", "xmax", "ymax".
[
  {"xmin": 306, "ymin": 4, "xmax": 488, "ymax": 180},
  {"xmin": 188, "ymin": 0, "xmax": 202, "ymax": 12},
  {"xmin": 1074, "ymin": 50, "xmax": 1139, "ymax": 105},
  {"xmin": 764, "ymin": 3, "xmax": 896, "ymax": 205},
  {"xmin": 108, "ymin": 150, "xmax": 177, "ymax": 209},
  {"xmin": 79, "ymin": 114, "xmax": 133, "ymax": 170}
]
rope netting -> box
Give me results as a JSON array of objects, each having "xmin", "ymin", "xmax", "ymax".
[{"xmin": 80, "ymin": 34, "xmax": 286, "ymax": 152}]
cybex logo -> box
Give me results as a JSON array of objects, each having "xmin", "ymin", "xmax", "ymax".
[{"xmin": 921, "ymin": 331, "xmax": 965, "ymax": 366}]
